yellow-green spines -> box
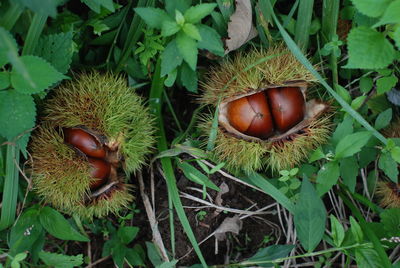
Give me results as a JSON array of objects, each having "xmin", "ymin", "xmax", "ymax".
[{"xmin": 30, "ymin": 72, "xmax": 155, "ymax": 219}]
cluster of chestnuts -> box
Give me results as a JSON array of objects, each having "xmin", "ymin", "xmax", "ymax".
[{"xmin": 200, "ymin": 45, "xmax": 332, "ymax": 173}]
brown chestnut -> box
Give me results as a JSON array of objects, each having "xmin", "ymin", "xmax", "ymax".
[
  {"xmin": 227, "ymin": 91, "xmax": 274, "ymax": 139},
  {"xmin": 88, "ymin": 157, "xmax": 110, "ymax": 189},
  {"xmin": 266, "ymin": 87, "xmax": 305, "ymax": 133},
  {"xmin": 64, "ymin": 128, "xmax": 106, "ymax": 158}
]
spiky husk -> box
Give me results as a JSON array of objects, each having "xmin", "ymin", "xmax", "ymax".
[
  {"xmin": 43, "ymin": 72, "xmax": 155, "ymax": 173},
  {"xmin": 199, "ymin": 114, "xmax": 331, "ymax": 174},
  {"xmin": 377, "ymin": 182, "xmax": 400, "ymax": 208},
  {"xmin": 200, "ymin": 45, "xmax": 317, "ymax": 106},
  {"xmin": 30, "ymin": 72, "xmax": 154, "ymax": 219}
]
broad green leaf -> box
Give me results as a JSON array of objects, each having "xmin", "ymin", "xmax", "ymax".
[
  {"xmin": 246, "ymin": 244, "xmax": 295, "ymax": 264},
  {"xmin": 331, "ymin": 115, "xmax": 353, "ymax": 145},
  {"xmin": 11, "ymin": 56, "xmax": 67, "ymax": 94},
  {"xmin": 0, "ymin": 72, "xmax": 10, "ymax": 89},
  {"xmin": 39, "ymin": 251, "xmax": 83, "ymax": 268},
  {"xmin": 380, "ymin": 208, "xmax": 400, "ymax": 237},
  {"xmin": 335, "ymin": 84, "xmax": 351, "ymax": 103},
  {"xmin": 335, "ymin": 131, "xmax": 372, "ymax": 159},
  {"xmin": 177, "ymin": 160, "xmax": 220, "ymax": 191},
  {"xmin": 378, "ymin": 151, "xmax": 398, "ymax": 183},
  {"xmin": 125, "ymin": 248, "xmax": 144, "ymax": 266},
  {"xmin": 180, "ymin": 62, "xmax": 198, "ymax": 93},
  {"xmin": 308, "ymin": 147, "xmax": 325, "ymax": 163},
  {"xmin": 330, "ymin": 215, "xmax": 345, "ymax": 247},
  {"xmin": 376, "ymin": 76, "xmax": 398, "ymax": 95},
  {"xmin": 390, "ymin": 146, "xmax": 400, "ymax": 164},
  {"xmin": 355, "ymin": 248, "xmax": 383, "ymax": 268},
  {"xmin": 175, "ymin": 10, "xmax": 185, "ymax": 25},
  {"xmin": 39, "ymin": 207, "xmax": 89, "ymax": 242},
  {"xmin": 111, "ymin": 243, "xmax": 127, "ymax": 268},
  {"xmin": 164, "ymin": 68, "xmax": 177, "ymax": 87},
  {"xmin": 0, "ymin": 90, "xmax": 35, "ymax": 141},
  {"xmin": 351, "ymin": 0, "xmax": 391, "ymax": 18},
  {"xmin": 176, "ymin": 31, "xmax": 198, "ymax": 70},
  {"xmin": 351, "ymin": 95, "xmax": 367, "ymax": 110},
  {"xmin": 161, "ymin": 40, "xmax": 183, "ymax": 77},
  {"xmin": 350, "ymin": 216, "xmax": 364, "ymax": 243},
  {"xmin": 359, "ymin": 147, "xmax": 377, "ymax": 168},
  {"xmin": 161, "ymin": 20, "xmax": 180, "ymax": 37},
  {"xmin": 117, "ymin": 226, "xmax": 139, "ymax": 245},
  {"xmin": 165, "ymin": 0, "xmax": 191, "ymax": 17},
  {"xmin": 345, "ymin": 27, "xmax": 395, "ymax": 69},
  {"xmin": 374, "ymin": 0, "xmax": 400, "ymax": 27},
  {"xmin": 316, "ymin": 161, "xmax": 340, "ymax": 195},
  {"xmin": 374, "ymin": 108, "xmax": 392, "ymax": 130},
  {"xmin": 294, "ymin": 178, "xmax": 327, "ymax": 252},
  {"xmin": 197, "ymin": 25, "xmax": 224, "ymax": 56},
  {"xmin": 184, "ymin": 3, "xmax": 217, "ymax": 24},
  {"xmin": 81, "ymin": 0, "xmax": 115, "ymax": 13},
  {"xmin": 14, "ymin": 0, "xmax": 60, "ymax": 17},
  {"xmin": 183, "ymin": 23, "xmax": 202, "ymax": 41},
  {"xmin": 146, "ymin": 242, "xmax": 163, "ymax": 267},
  {"xmin": 393, "ymin": 26, "xmax": 400, "ymax": 50},
  {"xmin": 0, "ymin": 27, "xmax": 19, "ymax": 67},
  {"xmin": 34, "ymin": 32, "xmax": 74, "ymax": 74},
  {"xmin": 134, "ymin": 8, "xmax": 171, "ymax": 29},
  {"xmin": 359, "ymin": 76, "xmax": 373, "ymax": 93},
  {"xmin": 340, "ymin": 157, "xmax": 359, "ymax": 193}
]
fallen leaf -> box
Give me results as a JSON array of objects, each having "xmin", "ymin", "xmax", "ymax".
[{"xmin": 214, "ymin": 216, "xmax": 243, "ymax": 241}]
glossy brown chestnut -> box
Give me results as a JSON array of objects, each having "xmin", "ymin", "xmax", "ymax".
[
  {"xmin": 64, "ymin": 128, "xmax": 106, "ymax": 158},
  {"xmin": 266, "ymin": 87, "xmax": 305, "ymax": 133},
  {"xmin": 88, "ymin": 157, "xmax": 110, "ymax": 189},
  {"xmin": 227, "ymin": 91, "xmax": 274, "ymax": 139}
]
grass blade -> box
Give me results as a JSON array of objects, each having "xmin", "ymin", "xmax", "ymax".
[
  {"xmin": 294, "ymin": 0, "xmax": 314, "ymax": 50},
  {"xmin": 0, "ymin": 3, "xmax": 24, "ymax": 31},
  {"xmin": 22, "ymin": 13, "xmax": 47, "ymax": 56}
]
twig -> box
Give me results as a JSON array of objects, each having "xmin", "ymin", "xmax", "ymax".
[{"xmin": 85, "ymin": 255, "xmax": 110, "ymax": 268}]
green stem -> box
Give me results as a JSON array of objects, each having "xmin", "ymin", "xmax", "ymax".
[
  {"xmin": 163, "ymin": 91, "xmax": 183, "ymax": 133},
  {"xmin": 22, "ymin": 13, "xmax": 48, "ymax": 56},
  {"xmin": 0, "ymin": 3, "xmax": 24, "ymax": 31}
]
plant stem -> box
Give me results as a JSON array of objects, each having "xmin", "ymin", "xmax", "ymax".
[
  {"xmin": 22, "ymin": 13, "xmax": 48, "ymax": 56},
  {"xmin": 0, "ymin": 3, "xmax": 24, "ymax": 31}
]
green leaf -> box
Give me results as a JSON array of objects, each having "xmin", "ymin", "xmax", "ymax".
[
  {"xmin": 117, "ymin": 226, "xmax": 139, "ymax": 245},
  {"xmin": 146, "ymin": 242, "xmax": 163, "ymax": 267},
  {"xmin": 180, "ymin": 62, "xmax": 198, "ymax": 93},
  {"xmin": 165, "ymin": 0, "xmax": 191, "ymax": 16},
  {"xmin": 390, "ymin": 146, "xmax": 400, "ymax": 164},
  {"xmin": 376, "ymin": 76, "xmax": 398, "ymax": 95},
  {"xmin": 197, "ymin": 25, "xmax": 224, "ymax": 56},
  {"xmin": 175, "ymin": 10, "xmax": 185, "ymax": 25},
  {"xmin": 351, "ymin": 0, "xmax": 392, "ymax": 18},
  {"xmin": 177, "ymin": 160, "xmax": 220, "ymax": 191},
  {"xmin": 355, "ymin": 248, "xmax": 383, "ymax": 268},
  {"xmin": 14, "ymin": 0, "xmax": 60, "ymax": 17},
  {"xmin": 161, "ymin": 20, "xmax": 180, "ymax": 37},
  {"xmin": 378, "ymin": 151, "xmax": 398, "ymax": 183},
  {"xmin": 0, "ymin": 90, "xmax": 35, "ymax": 141},
  {"xmin": 380, "ymin": 208, "xmax": 400, "ymax": 237},
  {"xmin": 345, "ymin": 27, "xmax": 395, "ymax": 69},
  {"xmin": 161, "ymin": 40, "xmax": 183, "ymax": 77},
  {"xmin": 39, "ymin": 207, "xmax": 89, "ymax": 242},
  {"xmin": 39, "ymin": 251, "xmax": 83, "ymax": 268},
  {"xmin": 374, "ymin": 108, "xmax": 392, "ymax": 130},
  {"xmin": 183, "ymin": 23, "xmax": 202, "ymax": 41},
  {"xmin": 335, "ymin": 84, "xmax": 351, "ymax": 104},
  {"xmin": 316, "ymin": 161, "xmax": 340, "ymax": 195},
  {"xmin": 125, "ymin": 248, "xmax": 144, "ymax": 266},
  {"xmin": 176, "ymin": 31, "xmax": 198, "ymax": 70},
  {"xmin": 374, "ymin": 0, "xmax": 400, "ymax": 27},
  {"xmin": 393, "ymin": 26, "xmax": 400, "ymax": 50},
  {"xmin": 81, "ymin": 0, "xmax": 115, "ymax": 13},
  {"xmin": 335, "ymin": 131, "xmax": 372, "ymax": 159},
  {"xmin": 134, "ymin": 7, "xmax": 171, "ymax": 29},
  {"xmin": 331, "ymin": 115, "xmax": 353, "ymax": 145},
  {"xmin": 0, "ymin": 72, "xmax": 10, "ymax": 89},
  {"xmin": 360, "ymin": 76, "xmax": 373, "ymax": 93},
  {"xmin": 340, "ymin": 157, "xmax": 359, "ymax": 193},
  {"xmin": 111, "ymin": 243, "xmax": 127, "ymax": 268},
  {"xmin": 330, "ymin": 215, "xmax": 345, "ymax": 247},
  {"xmin": 0, "ymin": 27, "xmax": 19, "ymax": 67},
  {"xmin": 34, "ymin": 32, "xmax": 74, "ymax": 74},
  {"xmin": 11, "ymin": 55, "xmax": 67, "ymax": 94},
  {"xmin": 247, "ymin": 244, "xmax": 295, "ymax": 263},
  {"xmin": 294, "ymin": 178, "xmax": 327, "ymax": 252},
  {"xmin": 359, "ymin": 147, "xmax": 378, "ymax": 168},
  {"xmin": 184, "ymin": 3, "xmax": 217, "ymax": 24},
  {"xmin": 350, "ymin": 216, "xmax": 364, "ymax": 243}
]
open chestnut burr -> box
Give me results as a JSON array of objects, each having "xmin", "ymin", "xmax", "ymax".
[{"xmin": 200, "ymin": 45, "xmax": 332, "ymax": 173}]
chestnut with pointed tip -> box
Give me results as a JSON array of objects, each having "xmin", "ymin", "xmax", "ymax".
[
  {"xmin": 64, "ymin": 128, "xmax": 106, "ymax": 158},
  {"xmin": 88, "ymin": 157, "xmax": 110, "ymax": 189}
]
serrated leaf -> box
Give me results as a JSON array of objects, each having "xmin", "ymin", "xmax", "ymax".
[
  {"xmin": 316, "ymin": 161, "xmax": 340, "ymax": 195},
  {"xmin": 180, "ymin": 62, "xmax": 198, "ymax": 92},
  {"xmin": 0, "ymin": 72, "xmax": 10, "ymax": 89},
  {"xmin": 11, "ymin": 56, "xmax": 67, "ymax": 94},
  {"xmin": 39, "ymin": 251, "xmax": 83, "ymax": 268},
  {"xmin": 376, "ymin": 76, "xmax": 398, "ymax": 95},
  {"xmin": 14, "ymin": 0, "xmax": 60, "ymax": 17},
  {"xmin": 351, "ymin": 0, "xmax": 391, "ymax": 18},
  {"xmin": 161, "ymin": 20, "xmax": 180, "ymax": 37},
  {"xmin": 340, "ymin": 157, "xmax": 359, "ymax": 193},
  {"xmin": 378, "ymin": 151, "xmax": 398, "ymax": 183},
  {"xmin": 374, "ymin": 0, "xmax": 400, "ymax": 27},
  {"xmin": 182, "ymin": 23, "xmax": 201, "ymax": 41},
  {"xmin": 345, "ymin": 27, "xmax": 395, "ymax": 69},
  {"xmin": 355, "ymin": 248, "xmax": 384, "ymax": 268},
  {"xmin": 380, "ymin": 208, "xmax": 400, "ymax": 237},
  {"xmin": 161, "ymin": 40, "xmax": 183, "ymax": 77},
  {"xmin": 0, "ymin": 90, "xmax": 35, "ymax": 141},
  {"xmin": 34, "ymin": 32, "xmax": 73, "ymax": 74},
  {"xmin": 197, "ymin": 25, "xmax": 224, "ymax": 56},
  {"xmin": 184, "ymin": 3, "xmax": 217, "ymax": 24},
  {"xmin": 294, "ymin": 178, "xmax": 327, "ymax": 252},
  {"xmin": 39, "ymin": 207, "xmax": 89, "ymax": 242},
  {"xmin": 134, "ymin": 7, "xmax": 171, "ymax": 29},
  {"xmin": 117, "ymin": 226, "xmax": 139, "ymax": 245},
  {"xmin": 335, "ymin": 131, "xmax": 372, "ymax": 159},
  {"xmin": 330, "ymin": 215, "xmax": 345, "ymax": 247},
  {"xmin": 374, "ymin": 108, "xmax": 392, "ymax": 130},
  {"xmin": 176, "ymin": 31, "xmax": 198, "ymax": 70}
]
